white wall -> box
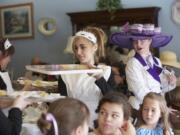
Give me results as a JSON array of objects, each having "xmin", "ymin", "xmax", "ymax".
[{"xmin": 0, "ymin": 0, "xmax": 180, "ymax": 78}]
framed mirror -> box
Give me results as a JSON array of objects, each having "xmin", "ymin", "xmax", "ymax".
[
  {"xmin": 172, "ymin": 1, "xmax": 180, "ymax": 25},
  {"xmin": 38, "ymin": 18, "xmax": 57, "ymax": 36}
]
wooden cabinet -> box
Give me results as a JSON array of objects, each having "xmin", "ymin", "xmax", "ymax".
[
  {"xmin": 67, "ymin": 7, "xmax": 160, "ymax": 34},
  {"xmin": 67, "ymin": 7, "xmax": 161, "ymax": 57}
]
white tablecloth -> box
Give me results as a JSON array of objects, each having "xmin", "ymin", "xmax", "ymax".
[{"xmin": 20, "ymin": 123, "xmax": 42, "ymax": 135}]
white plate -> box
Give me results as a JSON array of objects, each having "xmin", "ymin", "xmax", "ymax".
[
  {"xmin": 27, "ymin": 94, "xmax": 64, "ymax": 102},
  {"xmin": 23, "ymin": 106, "xmax": 44, "ymax": 123},
  {"xmin": 7, "ymin": 91, "xmax": 64, "ymax": 102},
  {"xmin": 17, "ymin": 78, "xmax": 58, "ymax": 87},
  {"xmin": 31, "ymin": 80, "xmax": 58, "ymax": 87},
  {"xmin": 23, "ymin": 103, "xmax": 48, "ymax": 123}
]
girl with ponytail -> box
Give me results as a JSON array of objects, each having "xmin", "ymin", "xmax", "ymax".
[
  {"xmin": 58, "ymin": 26, "xmax": 115, "ymax": 127},
  {"xmin": 38, "ymin": 98, "xmax": 90, "ymax": 135}
]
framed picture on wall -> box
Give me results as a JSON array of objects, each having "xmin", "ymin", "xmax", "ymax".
[
  {"xmin": 172, "ymin": 1, "xmax": 180, "ymax": 25},
  {"xmin": 0, "ymin": 3, "xmax": 34, "ymax": 39}
]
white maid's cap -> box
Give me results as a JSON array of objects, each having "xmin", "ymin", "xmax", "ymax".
[
  {"xmin": 4, "ymin": 39, "xmax": 12, "ymax": 50},
  {"xmin": 75, "ymin": 31, "xmax": 97, "ymax": 44}
]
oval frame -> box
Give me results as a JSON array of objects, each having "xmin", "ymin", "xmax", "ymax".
[{"xmin": 172, "ymin": 1, "xmax": 180, "ymax": 25}]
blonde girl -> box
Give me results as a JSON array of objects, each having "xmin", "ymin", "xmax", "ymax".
[
  {"xmin": 58, "ymin": 27, "xmax": 115, "ymax": 126},
  {"xmin": 137, "ymin": 92, "xmax": 173, "ymax": 135}
]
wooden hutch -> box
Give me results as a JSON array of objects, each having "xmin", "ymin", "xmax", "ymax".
[{"xmin": 67, "ymin": 7, "xmax": 161, "ymax": 56}]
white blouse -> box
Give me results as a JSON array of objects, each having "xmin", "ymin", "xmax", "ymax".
[{"xmin": 126, "ymin": 57, "xmax": 176, "ymax": 110}]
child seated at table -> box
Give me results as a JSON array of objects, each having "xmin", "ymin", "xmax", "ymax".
[{"xmin": 38, "ymin": 97, "xmax": 90, "ymax": 135}]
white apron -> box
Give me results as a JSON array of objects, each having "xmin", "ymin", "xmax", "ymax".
[
  {"xmin": 0, "ymin": 71, "xmax": 14, "ymax": 93},
  {"xmin": 61, "ymin": 65, "xmax": 111, "ymax": 127}
]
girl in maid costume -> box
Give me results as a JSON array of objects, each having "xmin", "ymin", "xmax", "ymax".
[
  {"xmin": 58, "ymin": 27, "xmax": 115, "ymax": 126},
  {"xmin": 110, "ymin": 23, "xmax": 176, "ymax": 110},
  {"xmin": 0, "ymin": 39, "xmax": 15, "ymax": 92},
  {"xmin": 38, "ymin": 98, "xmax": 90, "ymax": 135},
  {"xmin": 0, "ymin": 39, "xmax": 32, "ymax": 135}
]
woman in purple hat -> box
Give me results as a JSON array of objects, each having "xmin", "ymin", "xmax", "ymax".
[{"xmin": 110, "ymin": 24, "xmax": 176, "ymax": 110}]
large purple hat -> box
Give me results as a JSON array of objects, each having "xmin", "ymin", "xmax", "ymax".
[{"xmin": 110, "ymin": 23, "xmax": 173, "ymax": 49}]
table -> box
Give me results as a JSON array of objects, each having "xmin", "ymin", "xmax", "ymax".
[
  {"xmin": 13, "ymin": 79, "xmax": 58, "ymax": 93},
  {"xmin": 1, "ymin": 92, "xmax": 65, "ymax": 135}
]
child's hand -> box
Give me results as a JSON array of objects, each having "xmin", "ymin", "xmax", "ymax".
[
  {"xmin": 168, "ymin": 107, "xmax": 178, "ymax": 114},
  {"xmin": 163, "ymin": 67, "xmax": 177, "ymax": 86},
  {"xmin": 168, "ymin": 74, "xmax": 177, "ymax": 86},
  {"xmin": 120, "ymin": 120, "xmax": 136, "ymax": 135}
]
